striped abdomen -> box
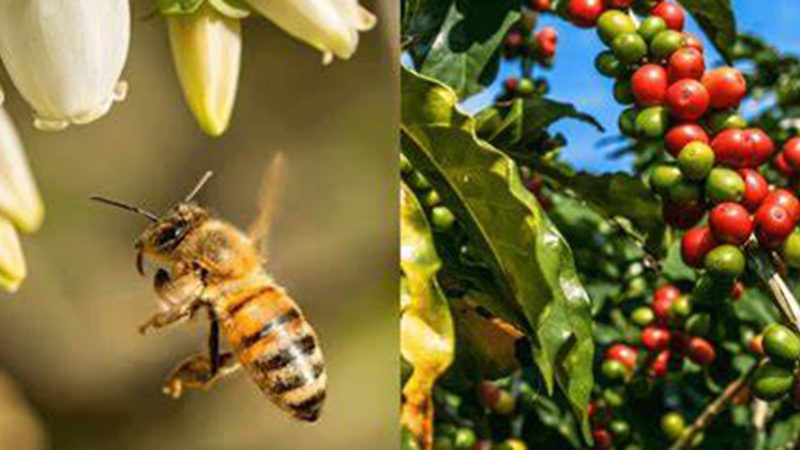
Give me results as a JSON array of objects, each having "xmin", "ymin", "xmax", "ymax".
[{"xmin": 219, "ymin": 284, "xmax": 326, "ymax": 422}]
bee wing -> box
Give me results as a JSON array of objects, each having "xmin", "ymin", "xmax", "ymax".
[{"xmin": 247, "ymin": 152, "xmax": 287, "ymax": 254}]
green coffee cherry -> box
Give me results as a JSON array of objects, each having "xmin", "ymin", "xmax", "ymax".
[
  {"xmin": 685, "ymin": 313, "xmax": 712, "ymax": 337},
  {"xmin": 752, "ymin": 362, "xmax": 795, "ymax": 401},
  {"xmin": 762, "ymin": 324, "xmax": 800, "ymax": 366},
  {"xmin": 783, "ymin": 232, "xmax": 800, "ymax": 268},
  {"xmin": 612, "ymin": 32, "xmax": 648, "ymax": 65},
  {"xmin": 706, "ymin": 110, "xmax": 747, "ymax": 134},
  {"xmin": 677, "ymin": 142, "xmax": 715, "ymax": 181},
  {"xmin": 638, "ymin": 16, "xmax": 667, "ymax": 42},
  {"xmin": 598, "ymin": 10, "xmax": 637, "ymax": 45},
  {"xmin": 618, "ymin": 107, "xmax": 639, "ymax": 136},
  {"xmin": 431, "ymin": 206, "xmax": 456, "ymax": 229},
  {"xmin": 635, "ymin": 106, "xmax": 668, "ymax": 139},
  {"xmin": 614, "ymin": 79, "xmax": 635, "ymax": 105},
  {"xmin": 661, "ymin": 412, "xmax": 686, "ymax": 441},
  {"xmin": 650, "ymin": 30, "xmax": 685, "ymax": 60},
  {"xmin": 650, "ymin": 164, "xmax": 683, "ymax": 196},
  {"xmin": 704, "ymin": 245, "xmax": 746, "ymax": 279},
  {"xmin": 705, "ymin": 167, "xmax": 745, "ymax": 203},
  {"xmin": 595, "ymin": 51, "xmax": 625, "ymax": 78},
  {"xmin": 631, "ymin": 306, "xmax": 655, "ymax": 326}
]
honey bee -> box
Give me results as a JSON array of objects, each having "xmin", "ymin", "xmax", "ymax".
[{"xmin": 91, "ymin": 155, "xmax": 326, "ymax": 422}]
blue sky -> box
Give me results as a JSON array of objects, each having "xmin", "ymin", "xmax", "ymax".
[{"xmin": 460, "ymin": 1, "xmax": 800, "ymax": 173}]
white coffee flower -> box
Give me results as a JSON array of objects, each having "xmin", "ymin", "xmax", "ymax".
[
  {"xmin": 0, "ymin": 109, "xmax": 43, "ymax": 234},
  {"xmin": 168, "ymin": 3, "xmax": 242, "ymax": 136},
  {"xmin": 246, "ymin": 0, "xmax": 377, "ymax": 64},
  {"xmin": 0, "ymin": 0, "xmax": 131, "ymax": 131}
]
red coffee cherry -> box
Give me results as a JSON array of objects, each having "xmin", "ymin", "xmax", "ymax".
[
  {"xmin": 665, "ymin": 123, "xmax": 709, "ymax": 158},
  {"xmin": 738, "ymin": 168, "xmax": 769, "ymax": 211},
  {"xmin": 604, "ymin": 0, "xmax": 633, "ymax": 7},
  {"xmin": 632, "ymin": 64, "xmax": 668, "ymax": 106},
  {"xmin": 783, "ymin": 137, "xmax": 800, "ymax": 170},
  {"xmin": 748, "ymin": 334, "xmax": 764, "ymax": 355},
  {"xmin": 730, "ymin": 281, "xmax": 744, "ymax": 300},
  {"xmin": 712, "ymin": 128, "xmax": 775, "ymax": 168},
  {"xmin": 606, "ymin": 343, "xmax": 638, "ymax": 371},
  {"xmin": 763, "ymin": 189, "xmax": 800, "ymax": 222},
  {"xmin": 653, "ymin": 284, "xmax": 680, "ymax": 322},
  {"xmin": 642, "ymin": 326, "xmax": 671, "ymax": 351},
  {"xmin": 702, "ymin": 67, "xmax": 747, "ymax": 109},
  {"xmin": 662, "ymin": 200, "xmax": 706, "ymax": 229},
  {"xmin": 709, "ymin": 202, "xmax": 753, "ymax": 245},
  {"xmin": 503, "ymin": 77, "xmax": 519, "ymax": 93},
  {"xmin": 666, "ymin": 79, "xmax": 709, "ymax": 121},
  {"xmin": 687, "ymin": 337, "xmax": 716, "ymax": 366},
  {"xmin": 649, "ymin": 350, "xmax": 671, "ymax": 377},
  {"xmin": 568, "ymin": 0, "xmax": 605, "ymax": 27},
  {"xmin": 535, "ymin": 27, "xmax": 558, "ymax": 58},
  {"xmin": 755, "ymin": 203, "xmax": 796, "ymax": 247},
  {"xmin": 651, "ymin": 2, "xmax": 685, "ymax": 31},
  {"xmin": 774, "ymin": 152, "xmax": 796, "ymax": 177},
  {"xmin": 530, "ymin": 0, "xmax": 552, "ymax": 11},
  {"xmin": 668, "ymin": 47, "xmax": 705, "ymax": 82},
  {"xmin": 682, "ymin": 32, "xmax": 704, "ymax": 52},
  {"xmin": 592, "ymin": 428, "xmax": 613, "ymax": 450},
  {"xmin": 681, "ymin": 226, "xmax": 717, "ymax": 268},
  {"xmin": 654, "ymin": 283, "xmax": 681, "ymax": 304}
]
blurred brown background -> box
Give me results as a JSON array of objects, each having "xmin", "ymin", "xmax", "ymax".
[{"xmin": 0, "ymin": 1, "xmax": 398, "ymax": 449}]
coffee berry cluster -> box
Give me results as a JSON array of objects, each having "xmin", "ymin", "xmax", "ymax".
[
  {"xmin": 592, "ymin": 282, "xmax": 729, "ymax": 448},
  {"xmin": 567, "ymin": 0, "xmax": 800, "ymax": 278},
  {"xmin": 500, "ymin": 0, "xmax": 557, "ymax": 100}
]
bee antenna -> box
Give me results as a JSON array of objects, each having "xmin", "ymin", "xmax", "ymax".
[
  {"xmin": 184, "ymin": 171, "xmax": 214, "ymax": 203},
  {"xmin": 90, "ymin": 196, "xmax": 159, "ymax": 222}
]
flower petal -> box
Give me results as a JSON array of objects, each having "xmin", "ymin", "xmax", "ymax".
[
  {"xmin": 168, "ymin": 4, "xmax": 242, "ymax": 137},
  {"xmin": 0, "ymin": 0, "xmax": 131, "ymax": 130},
  {"xmin": 246, "ymin": 0, "xmax": 376, "ymax": 63},
  {"xmin": 0, "ymin": 108, "xmax": 43, "ymax": 234}
]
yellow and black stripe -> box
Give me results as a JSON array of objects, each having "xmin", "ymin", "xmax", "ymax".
[{"xmin": 220, "ymin": 284, "xmax": 326, "ymax": 422}]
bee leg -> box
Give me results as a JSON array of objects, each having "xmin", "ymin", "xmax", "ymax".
[
  {"xmin": 162, "ymin": 352, "xmax": 240, "ymax": 399},
  {"xmin": 139, "ymin": 270, "xmax": 205, "ymax": 335}
]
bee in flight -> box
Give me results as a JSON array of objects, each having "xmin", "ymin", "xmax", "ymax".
[{"xmin": 91, "ymin": 155, "xmax": 326, "ymax": 422}]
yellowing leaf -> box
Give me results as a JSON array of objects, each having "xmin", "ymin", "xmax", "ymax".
[{"xmin": 400, "ymin": 182, "xmax": 454, "ymax": 450}]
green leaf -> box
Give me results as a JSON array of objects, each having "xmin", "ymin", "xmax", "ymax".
[
  {"xmin": 476, "ymin": 98, "xmax": 603, "ymax": 149},
  {"xmin": 417, "ymin": 0, "xmax": 519, "ymax": 98},
  {"xmin": 678, "ymin": 0, "xmax": 737, "ymax": 63},
  {"xmin": 767, "ymin": 413, "xmax": 800, "ymax": 449},
  {"xmin": 401, "ymin": 67, "xmax": 594, "ymax": 440},
  {"xmin": 532, "ymin": 162, "xmax": 665, "ymax": 253},
  {"xmin": 400, "ymin": 182, "xmax": 455, "ymax": 449},
  {"xmin": 156, "ymin": 0, "xmax": 205, "ymax": 15}
]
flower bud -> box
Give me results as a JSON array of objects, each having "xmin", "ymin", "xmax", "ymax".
[
  {"xmin": 0, "ymin": 109, "xmax": 43, "ymax": 234},
  {"xmin": 0, "ymin": 0, "xmax": 131, "ymax": 131},
  {"xmin": 0, "ymin": 217, "xmax": 26, "ymax": 293},
  {"xmin": 245, "ymin": 0, "xmax": 376, "ymax": 64},
  {"xmin": 168, "ymin": 3, "xmax": 242, "ymax": 137}
]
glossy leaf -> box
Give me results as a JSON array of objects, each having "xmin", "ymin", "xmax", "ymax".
[
  {"xmin": 400, "ymin": 182, "xmax": 455, "ymax": 450},
  {"xmin": 416, "ymin": 0, "xmax": 518, "ymax": 98},
  {"xmin": 678, "ymin": 0, "xmax": 736, "ymax": 62},
  {"xmin": 533, "ymin": 162, "xmax": 665, "ymax": 253},
  {"xmin": 476, "ymin": 98, "xmax": 603, "ymax": 149},
  {"xmin": 401, "ymin": 67, "xmax": 594, "ymax": 438}
]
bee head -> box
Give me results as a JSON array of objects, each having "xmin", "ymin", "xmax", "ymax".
[
  {"xmin": 131, "ymin": 203, "xmax": 209, "ymax": 275},
  {"xmin": 91, "ymin": 171, "xmax": 215, "ymax": 276}
]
